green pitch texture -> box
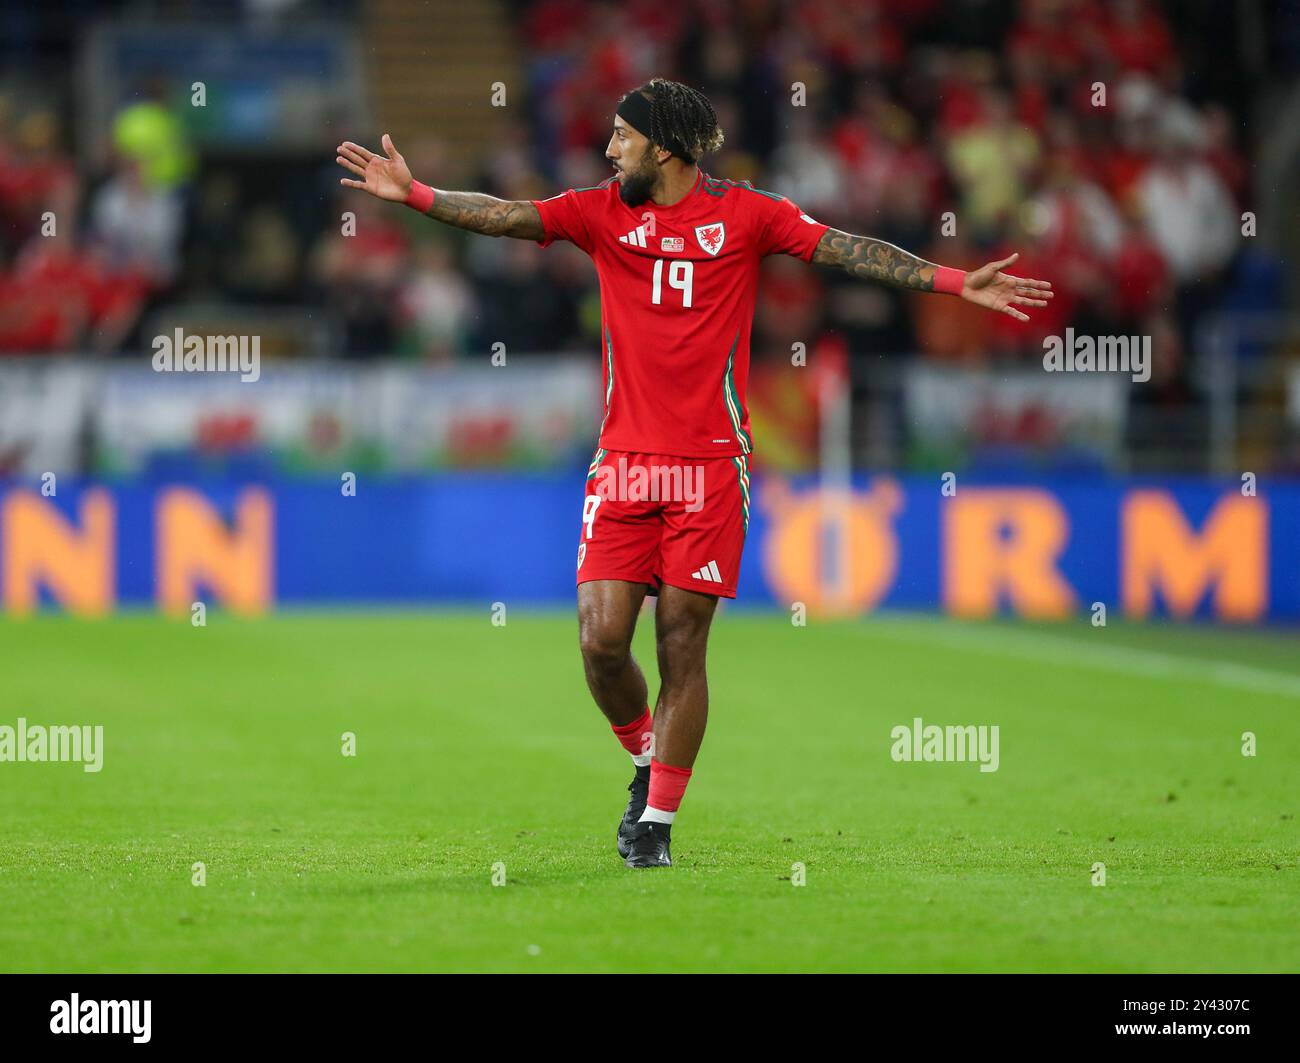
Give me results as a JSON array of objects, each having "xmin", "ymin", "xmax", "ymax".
[{"xmin": 1, "ymin": 611, "xmax": 1296, "ymax": 972}]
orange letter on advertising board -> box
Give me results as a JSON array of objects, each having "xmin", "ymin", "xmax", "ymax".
[
  {"xmin": 156, "ymin": 488, "xmax": 273, "ymax": 615},
  {"xmin": 944, "ymin": 489, "xmax": 1075, "ymax": 618},
  {"xmin": 1122, "ymin": 492, "xmax": 1266, "ymax": 621},
  {"xmin": 2, "ymin": 490, "xmax": 115, "ymax": 616}
]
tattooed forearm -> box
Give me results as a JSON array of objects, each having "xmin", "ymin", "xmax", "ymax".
[
  {"xmin": 812, "ymin": 228, "xmax": 941, "ymax": 291},
  {"xmin": 424, "ymin": 191, "xmax": 544, "ymax": 240}
]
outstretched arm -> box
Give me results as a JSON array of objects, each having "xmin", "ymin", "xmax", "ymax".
[
  {"xmin": 812, "ymin": 228, "xmax": 1053, "ymax": 321},
  {"xmin": 336, "ymin": 134, "xmax": 543, "ymax": 240}
]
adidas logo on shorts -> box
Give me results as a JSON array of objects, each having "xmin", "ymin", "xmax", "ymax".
[{"xmin": 691, "ymin": 560, "xmax": 723, "ymax": 583}]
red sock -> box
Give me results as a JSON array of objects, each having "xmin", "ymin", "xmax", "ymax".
[
  {"xmin": 643, "ymin": 758, "xmax": 692, "ymax": 822},
  {"xmin": 611, "ymin": 709, "xmax": 653, "ymax": 759}
]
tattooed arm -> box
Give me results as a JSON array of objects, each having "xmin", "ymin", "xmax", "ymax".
[
  {"xmin": 813, "ymin": 229, "xmax": 945, "ymax": 290},
  {"xmin": 812, "ymin": 228, "xmax": 1054, "ymax": 321},
  {"xmin": 420, "ymin": 191, "xmax": 543, "ymax": 240},
  {"xmin": 336, "ymin": 134, "xmax": 543, "ymax": 240}
]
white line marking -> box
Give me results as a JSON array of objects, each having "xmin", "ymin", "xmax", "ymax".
[{"xmin": 872, "ymin": 618, "xmax": 1300, "ymax": 700}]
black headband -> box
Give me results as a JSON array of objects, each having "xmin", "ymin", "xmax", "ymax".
[{"xmin": 616, "ymin": 91, "xmax": 695, "ymax": 163}]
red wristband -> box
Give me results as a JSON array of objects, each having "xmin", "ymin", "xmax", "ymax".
[
  {"xmin": 934, "ymin": 265, "xmax": 966, "ymax": 295},
  {"xmin": 404, "ymin": 180, "xmax": 435, "ymax": 213}
]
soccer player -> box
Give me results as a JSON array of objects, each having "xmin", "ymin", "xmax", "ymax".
[{"xmin": 336, "ymin": 79, "xmax": 1052, "ymax": 868}]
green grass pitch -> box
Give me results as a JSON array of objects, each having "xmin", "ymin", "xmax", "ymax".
[{"xmin": 1, "ymin": 609, "xmax": 1296, "ymax": 973}]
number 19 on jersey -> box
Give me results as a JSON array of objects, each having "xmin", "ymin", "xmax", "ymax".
[{"xmin": 651, "ymin": 259, "xmax": 694, "ymax": 308}]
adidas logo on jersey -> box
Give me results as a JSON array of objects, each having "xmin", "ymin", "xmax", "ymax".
[
  {"xmin": 618, "ymin": 225, "xmax": 648, "ymax": 247},
  {"xmin": 691, "ymin": 560, "xmax": 724, "ymax": 583}
]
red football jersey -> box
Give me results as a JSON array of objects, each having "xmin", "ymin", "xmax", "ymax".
[{"xmin": 533, "ymin": 172, "xmax": 828, "ymax": 458}]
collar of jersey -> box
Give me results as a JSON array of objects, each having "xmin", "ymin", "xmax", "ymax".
[{"xmin": 621, "ymin": 169, "xmax": 706, "ymax": 220}]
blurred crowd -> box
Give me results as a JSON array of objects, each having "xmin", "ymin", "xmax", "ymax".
[
  {"xmin": 0, "ymin": 82, "xmax": 192, "ymax": 354},
  {"xmin": 508, "ymin": 0, "xmax": 1285, "ymax": 402},
  {"xmin": 0, "ymin": 0, "xmax": 1290, "ymax": 405}
]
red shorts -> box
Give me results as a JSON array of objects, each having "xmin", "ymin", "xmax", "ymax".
[{"xmin": 575, "ymin": 449, "xmax": 751, "ymax": 598}]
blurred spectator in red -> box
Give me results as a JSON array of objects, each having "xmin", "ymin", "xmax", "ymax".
[
  {"xmin": 755, "ymin": 255, "xmax": 824, "ymax": 352},
  {"xmin": 0, "ymin": 226, "xmax": 149, "ymax": 353},
  {"xmin": 1007, "ymin": 0, "xmax": 1096, "ymax": 85},
  {"xmin": 1097, "ymin": 0, "xmax": 1175, "ymax": 79},
  {"xmin": 1110, "ymin": 198, "xmax": 1173, "ymax": 323}
]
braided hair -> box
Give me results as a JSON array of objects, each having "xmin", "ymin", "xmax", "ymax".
[{"xmin": 624, "ymin": 79, "xmax": 725, "ymax": 164}]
